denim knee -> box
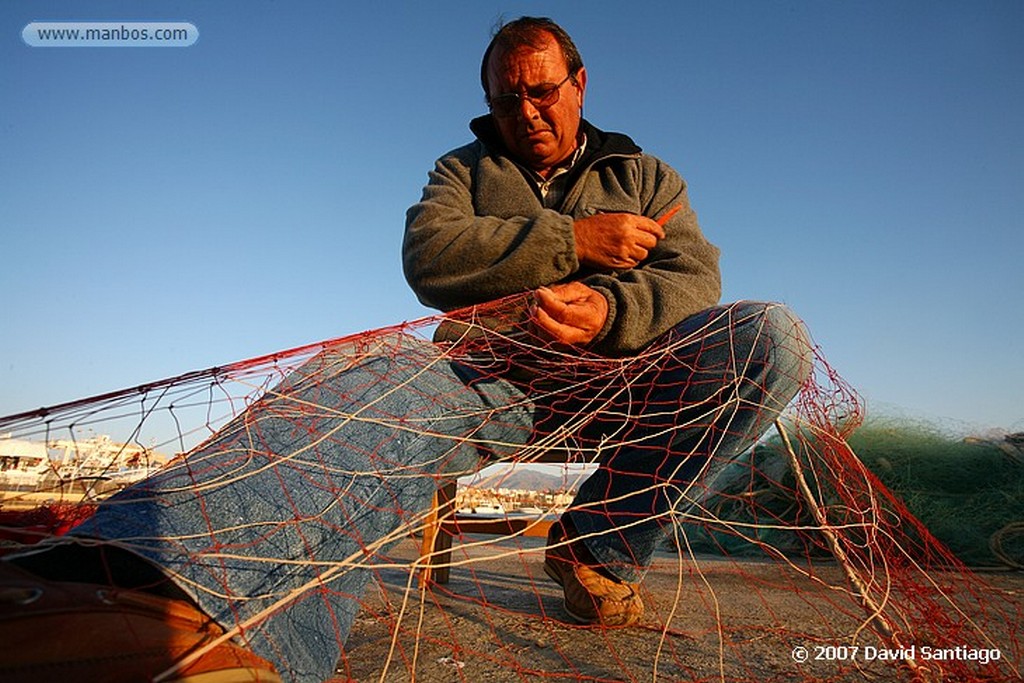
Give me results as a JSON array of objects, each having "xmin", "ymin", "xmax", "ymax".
[
  {"xmin": 725, "ymin": 301, "xmax": 814, "ymax": 409},
  {"xmin": 759, "ymin": 302, "xmax": 814, "ymax": 389}
]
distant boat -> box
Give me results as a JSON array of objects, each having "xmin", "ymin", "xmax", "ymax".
[
  {"xmin": 0, "ymin": 434, "xmax": 167, "ymax": 509},
  {"xmin": 509, "ymin": 506, "xmax": 544, "ymax": 516},
  {"xmin": 0, "ymin": 437, "xmax": 49, "ymax": 490},
  {"xmin": 455, "ymin": 503, "xmax": 506, "ymax": 517}
]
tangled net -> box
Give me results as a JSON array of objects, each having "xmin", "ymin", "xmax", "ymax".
[{"xmin": 0, "ymin": 295, "xmax": 1019, "ymax": 682}]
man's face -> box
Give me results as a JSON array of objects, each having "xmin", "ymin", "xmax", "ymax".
[{"xmin": 486, "ymin": 33, "xmax": 586, "ymax": 177}]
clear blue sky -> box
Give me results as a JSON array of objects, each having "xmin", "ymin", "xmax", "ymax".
[{"xmin": 2, "ymin": 1, "xmax": 1022, "ymax": 432}]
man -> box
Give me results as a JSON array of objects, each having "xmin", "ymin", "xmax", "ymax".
[
  {"xmin": 404, "ymin": 16, "xmax": 810, "ymax": 627},
  {"xmin": 0, "ymin": 16, "xmax": 810, "ymax": 683},
  {"xmin": 404, "ymin": 19, "xmax": 720, "ymax": 354}
]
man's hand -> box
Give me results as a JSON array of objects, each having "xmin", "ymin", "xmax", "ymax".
[
  {"xmin": 573, "ymin": 213, "xmax": 665, "ymax": 271},
  {"xmin": 531, "ymin": 282, "xmax": 609, "ymax": 346}
]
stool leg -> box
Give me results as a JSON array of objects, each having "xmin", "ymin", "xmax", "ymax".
[{"xmin": 418, "ymin": 480, "xmax": 457, "ymax": 586}]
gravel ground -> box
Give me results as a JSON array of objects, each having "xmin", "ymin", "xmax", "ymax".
[{"xmin": 333, "ymin": 536, "xmax": 1022, "ymax": 682}]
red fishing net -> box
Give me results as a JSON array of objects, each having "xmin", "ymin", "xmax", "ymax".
[{"xmin": 0, "ymin": 296, "xmax": 1019, "ymax": 682}]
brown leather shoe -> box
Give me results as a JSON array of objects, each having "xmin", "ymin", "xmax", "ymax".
[
  {"xmin": 0, "ymin": 560, "xmax": 282, "ymax": 683},
  {"xmin": 543, "ymin": 518, "xmax": 643, "ymax": 627}
]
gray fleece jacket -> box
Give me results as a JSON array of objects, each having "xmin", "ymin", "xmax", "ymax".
[{"xmin": 403, "ymin": 117, "xmax": 721, "ymax": 355}]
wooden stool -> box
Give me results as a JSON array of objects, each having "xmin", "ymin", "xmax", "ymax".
[{"xmin": 418, "ymin": 480, "xmax": 557, "ymax": 585}]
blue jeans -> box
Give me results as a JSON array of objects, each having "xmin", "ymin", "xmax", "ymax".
[
  {"xmin": 559, "ymin": 302, "xmax": 812, "ymax": 581},
  {"xmin": 72, "ymin": 301, "xmax": 810, "ymax": 682}
]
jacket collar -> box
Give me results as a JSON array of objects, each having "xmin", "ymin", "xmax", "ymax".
[{"xmin": 469, "ymin": 115, "xmax": 642, "ymax": 167}]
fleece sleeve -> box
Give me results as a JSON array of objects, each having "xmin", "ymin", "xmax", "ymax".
[
  {"xmin": 403, "ymin": 144, "xmax": 579, "ymax": 311},
  {"xmin": 583, "ymin": 157, "xmax": 722, "ymax": 355}
]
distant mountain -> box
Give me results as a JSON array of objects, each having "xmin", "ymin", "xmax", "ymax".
[{"xmin": 461, "ymin": 466, "xmax": 580, "ymax": 492}]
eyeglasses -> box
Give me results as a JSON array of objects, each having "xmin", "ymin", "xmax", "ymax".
[{"xmin": 488, "ymin": 74, "xmax": 575, "ymax": 118}]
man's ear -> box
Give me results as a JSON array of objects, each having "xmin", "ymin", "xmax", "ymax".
[{"xmin": 574, "ymin": 67, "xmax": 588, "ymax": 108}]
